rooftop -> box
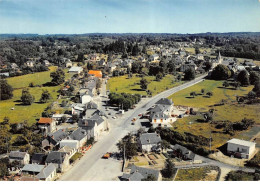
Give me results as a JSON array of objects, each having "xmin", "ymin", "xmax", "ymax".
[
  {"xmin": 38, "ymin": 117, "xmax": 52, "ymax": 124},
  {"xmin": 227, "ymin": 138, "xmax": 256, "ymax": 147}
]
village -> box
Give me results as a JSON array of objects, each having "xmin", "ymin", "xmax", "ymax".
[{"xmin": 0, "ymin": 34, "xmax": 259, "ymax": 182}]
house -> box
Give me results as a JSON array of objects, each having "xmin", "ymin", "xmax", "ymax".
[
  {"xmin": 66, "ymin": 127, "xmax": 88, "ymax": 147},
  {"xmin": 68, "ymin": 66, "xmax": 83, "ymax": 74},
  {"xmin": 42, "ymin": 60, "xmax": 50, "ymax": 66},
  {"xmin": 42, "ymin": 129, "xmax": 68, "ymax": 150},
  {"xmin": 9, "ymin": 151, "xmax": 30, "ymax": 165},
  {"xmin": 149, "ymin": 112, "xmax": 175, "ymax": 128},
  {"xmin": 11, "ymin": 63, "xmax": 18, "ymax": 69},
  {"xmin": 121, "ymin": 165, "xmax": 161, "ymax": 181},
  {"xmin": 37, "ymin": 117, "xmax": 56, "ymax": 134},
  {"xmin": 138, "ymin": 133, "xmax": 161, "ymax": 153},
  {"xmin": 45, "ymin": 151, "xmax": 70, "ymax": 172},
  {"xmin": 150, "ymin": 54, "xmax": 159, "ymax": 62},
  {"xmin": 0, "ymin": 72, "xmax": 9, "ymax": 77},
  {"xmin": 26, "ymin": 60, "xmax": 35, "ymax": 67},
  {"xmin": 31, "ymin": 153, "xmax": 46, "ymax": 165},
  {"xmin": 58, "ymin": 146, "xmax": 76, "ymax": 159},
  {"xmin": 21, "ymin": 164, "xmax": 45, "ymax": 176},
  {"xmin": 52, "ymin": 114, "xmax": 72, "ymax": 124},
  {"xmin": 197, "ymin": 54, "xmax": 204, "ymax": 60},
  {"xmin": 88, "ymin": 70, "xmax": 102, "ymax": 78},
  {"xmin": 65, "ymin": 60, "xmax": 73, "ymax": 68},
  {"xmin": 71, "ymin": 103, "xmax": 86, "ymax": 116},
  {"xmin": 36, "ymin": 163, "xmax": 57, "ymax": 181},
  {"xmin": 227, "ymin": 138, "xmax": 256, "ymax": 159},
  {"xmin": 107, "ymin": 62, "xmax": 117, "ymax": 72},
  {"xmin": 180, "ymin": 61, "xmax": 197, "ymax": 72},
  {"xmin": 60, "ymin": 140, "xmax": 80, "ymax": 150},
  {"xmin": 170, "ymin": 144, "xmax": 195, "ymax": 161},
  {"xmin": 79, "ymin": 114, "xmax": 107, "ymax": 141}
]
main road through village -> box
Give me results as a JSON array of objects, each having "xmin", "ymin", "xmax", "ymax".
[
  {"xmin": 59, "ymin": 74, "xmax": 254, "ymax": 181},
  {"xmin": 59, "ymin": 74, "xmax": 208, "ymax": 181}
]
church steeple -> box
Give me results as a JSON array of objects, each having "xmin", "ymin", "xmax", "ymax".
[{"xmin": 217, "ymin": 51, "xmax": 222, "ymax": 64}]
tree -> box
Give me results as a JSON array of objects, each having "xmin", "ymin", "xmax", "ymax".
[
  {"xmin": 184, "ymin": 68, "xmax": 195, "ymax": 80},
  {"xmin": 195, "ymin": 47, "xmax": 200, "ymax": 55},
  {"xmin": 206, "ymin": 91, "xmax": 213, "ymax": 98},
  {"xmin": 0, "ymin": 79, "xmax": 13, "ymax": 100},
  {"xmin": 167, "ymin": 61, "xmax": 176, "ymax": 74},
  {"xmin": 141, "ymin": 174, "xmax": 156, "ymax": 181},
  {"xmin": 161, "ymin": 160, "xmax": 176, "ymax": 178},
  {"xmin": 0, "ymin": 162, "xmax": 9, "ymax": 178},
  {"xmin": 140, "ymin": 78, "xmax": 148, "ymax": 90},
  {"xmin": 237, "ymin": 70, "xmax": 250, "ymax": 86},
  {"xmin": 161, "ymin": 140, "xmax": 170, "ymax": 151},
  {"xmin": 20, "ymin": 88, "xmax": 34, "ymax": 105},
  {"xmin": 204, "ymin": 61, "xmax": 212, "ymax": 72},
  {"xmin": 50, "ymin": 68, "xmax": 65, "ymax": 85},
  {"xmin": 201, "ymin": 89, "xmax": 205, "ymax": 94},
  {"xmin": 203, "ymin": 112, "xmax": 213, "ymax": 122},
  {"xmin": 222, "ymin": 81, "xmax": 230, "ymax": 88},
  {"xmin": 190, "ymin": 91, "xmax": 196, "ymax": 98},
  {"xmin": 117, "ymin": 134, "xmax": 138, "ymax": 159},
  {"xmin": 248, "ymin": 91, "xmax": 256, "ymax": 99},
  {"xmin": 39, "ymin": 90, "xmax": 52, "ymax": 103},
  {"xmin": 249, "ymin": 71, "xmax": 260, "ymax": 85},
  {"xmin": 211, "ymin": 64, "xmax": 231, "ymax": 80},
  {"xmin": 252, "ymin": 80, "xmax": 260, "ymax": 97},
  {"xmin": 156, "ymin": 72, "xmax": 163, "ymax": 81}
]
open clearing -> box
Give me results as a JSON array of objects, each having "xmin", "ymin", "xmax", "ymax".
[
  {"xmin": 168, "ymin": 79, "xmax": 259, "ymax": 150},
  {"xmin": 107, "ymin": 74, "xmax": 184, "ymax": 96},
  {"xmin": 0, "ymin": 66, "xmax": 72, "ymax": 125}
]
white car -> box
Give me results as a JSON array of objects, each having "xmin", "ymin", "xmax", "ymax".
[{"xmin": 112, "ymin": 116, "xmax": 117, "ymax": 119}]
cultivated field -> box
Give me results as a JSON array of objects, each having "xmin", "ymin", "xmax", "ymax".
[
  {"xmin": 175, "ymin": 166, "xmax": 219, "ymax": 181},
  {"xmin": 107, "ymin": 74, "xmax": 184, "ymax": 96},
  {"xmin": 0, "ymin": 66, "xmax": 71, "ymax": 125}
]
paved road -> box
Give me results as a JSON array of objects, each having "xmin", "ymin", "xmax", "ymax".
[{"xmin": 59, "ymin": 74, "xmax": 208, "ymax": 181}]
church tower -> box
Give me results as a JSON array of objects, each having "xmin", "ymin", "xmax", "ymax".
[{"xmin": 217, "ymin": 51, "xmax": 222, "ymax": 64}]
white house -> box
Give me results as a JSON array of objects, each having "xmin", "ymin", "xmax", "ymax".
[
  {"xmin": 138, "ymin": 133, "xmax": 161, "ymax": 153},
  {"xmin": 36, "ymin": 164, "xmax": 57, "ymax": 181},
  {"xmin": 68, "ymin": 66, "xmax": 83, "ymax": 74},
  {"xmin": 9, "ymin": 151, "xmax": 30, "ymax": 165},
  {"xmin": 227, "ymin": 138, "xmax": 256, "ymax": 159},
  {"xmin": 37, "ymin": 117, "xmax": 56, "ymax": 134}
]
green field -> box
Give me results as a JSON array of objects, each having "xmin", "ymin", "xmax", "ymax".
[
  {"xmin": 0, "ymin": 66, "xmax": 72, "ymax": 125},
  {"xmin": 107, "ymin": 74, "xmax": 184, "ymax": 96},
  {"xmin": 175, "ymin": 167, "xmax": 218, "ymax": 181},
  {"xmin": 168, "ymin": 80, "xmax": 260, "ymax": 149},
  {"xmin": 184, "ymin": 47, "xmax": 213, "ymax": 55}
]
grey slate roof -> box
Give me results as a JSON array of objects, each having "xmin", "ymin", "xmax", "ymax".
[
  {"xmin": 139, "ymin": 133, "xmax": 161, "ymax": 145},
  {"xmin": 68, "ymin": 127, "xmax": 87, "ymax": 141},
  {"xmin": 45, "ymin": 152, "xmax": 66, "ymax": 164},
  {"xmin": 172, "ymin": 144, "xmax": 195, "ymax": 160},
  {"xmin": 86, "ymin": 101, "xmax": 98, "ymax": 109},
  {"xmin": 48, "ymin": 129, "xmax": 68, "ymax": 143},
  {"xmin": 9, "ymin": 151, "xmax": 27, "ymax": 159},
  {"xmin": 22, "ymin": 164, "xmax": 45, "ymax": 173},
  {"xmin": 122, "ymin": 165, "xmax": 160, "ymax": 181},
  {"xmin": 31, "ymin": 153, "xmax": 46, "ymax": 164},
  {"xmin": 37, "ymin": 164, "xmax": 56, "ymax": 179},
  {"xmin": 155, "ymin": 98, "xmax": 173, "ymax": 106}
]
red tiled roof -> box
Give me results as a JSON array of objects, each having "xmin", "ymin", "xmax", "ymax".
[
  {"xmin": 88, "ymin": 70, "xmax": 102, "ymax": 78},
  {"xmin": 38, "ymin": 117, "xmax": 52, "ymax": 124}
]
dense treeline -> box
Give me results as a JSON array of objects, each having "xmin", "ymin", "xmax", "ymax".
[{"xmin": 108, "ymin": 92, "xmax": 141, "ymax": 110}]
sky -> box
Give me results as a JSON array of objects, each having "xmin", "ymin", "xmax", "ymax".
[{"xmin": 0, "ymin": 0, "xmax": 260, "ymax": 34}]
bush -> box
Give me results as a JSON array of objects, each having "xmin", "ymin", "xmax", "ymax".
[
  {"xmin": 69, "ymin": 152, "xmax": 82, "ymax": 164},
  {"xmin": 211, "ymin": 64, "xmax": 231, "ymax": 80}
]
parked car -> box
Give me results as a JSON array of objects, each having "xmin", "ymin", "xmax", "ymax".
[
  {"xmin": 138, "ymin": 113, "xmax": 142, "ymax": 117},
  {"xmin": 102, "ymin": 152, "xmax": 111, "ymax": 159},
  {"xmin": 112, "ymin": 116, "xmax": 116, "ymax": 119}
]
